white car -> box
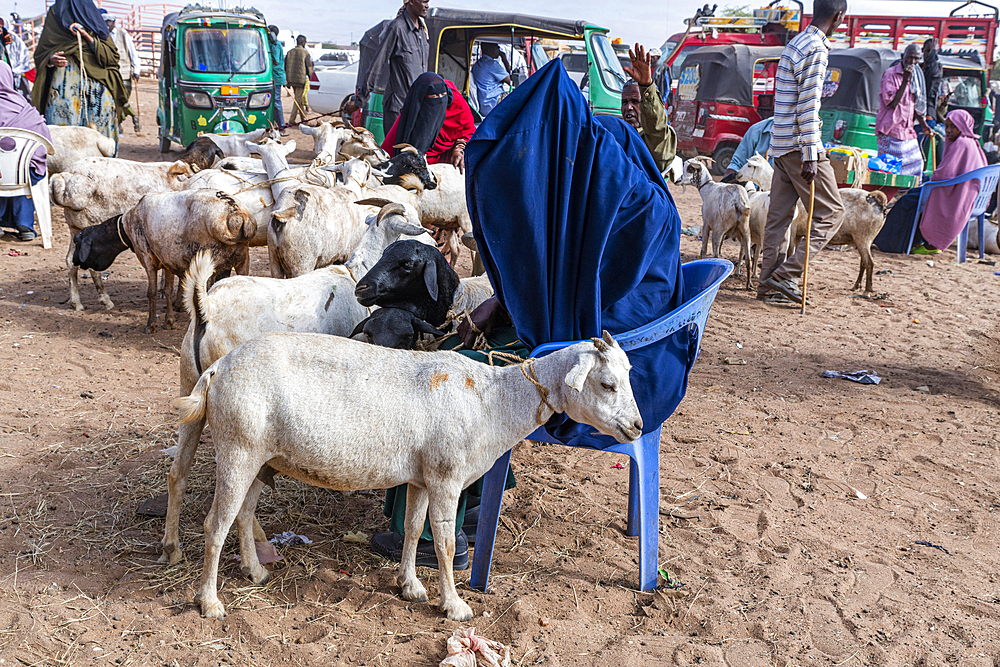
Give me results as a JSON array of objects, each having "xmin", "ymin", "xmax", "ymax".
[{"xmin": 308, "ymin": 60, "xmax": 359, "ymax": 120}]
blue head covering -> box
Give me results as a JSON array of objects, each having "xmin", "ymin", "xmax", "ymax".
[{"xmin": 465, "ymin": 59, "xmax": 693, "ymax": 449}]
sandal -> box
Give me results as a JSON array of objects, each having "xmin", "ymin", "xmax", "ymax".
[{"xmin": 912, "ymin": 244, "xmax": 942, "ymax": 255}]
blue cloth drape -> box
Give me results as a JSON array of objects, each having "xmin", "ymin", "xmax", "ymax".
[{"xmin": 464, "ymin": 59, "xmax": 692, "ymax": 449}]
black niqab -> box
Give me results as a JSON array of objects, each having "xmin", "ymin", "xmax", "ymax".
[
  {"xmin": 393, "ymin": 72, "xmax": 452, "ymax": 155},
  {"xmin": 53, "ymin": 0, "xmax": 109, "ymax": 41}
]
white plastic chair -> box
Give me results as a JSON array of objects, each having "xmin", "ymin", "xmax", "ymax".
[{"xmin": 0, "ymin": 128, "xmax": 56, "ymax": 249}]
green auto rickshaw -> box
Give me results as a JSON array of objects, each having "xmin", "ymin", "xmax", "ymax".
[
  {"xmin": 358, "ymin": 8, "xmax": 626, "ymax": 144},
  {"xmin": 157, "ymin": 5, "xmax": 275, "ymax": 152}
]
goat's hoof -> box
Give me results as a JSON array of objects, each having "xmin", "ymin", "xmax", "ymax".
[
  {"xmin": 158, "ymin": 547, "xmax": 183, "ymax": 565},
  {"xmin": 399, "ymin": 580, "xmax": 428, "ymax": 603},
  {"xmin": 241, "ymin": 565, "xmax": 270, "ymax": 585},
  {"xmin": 199, "ymin": 598, "xmax": 226, "ymax": 620},
  {"xmin": 443, "ymin": 599, "xmax": 474, "ymax": 622},
  {"xmin": 100, "ymin": 299, "xmax": 114, "ymax": 311},
  {"xmin": 144, "ymin": 325, "xmax": 156, "ymax": 334},
  {"xmin": 164, "ymin": 321, "xmax": 176, "ymax": 330},
  {"xmin": 71, "ymin": 302, "xmax": 85, "ymax": 312}
]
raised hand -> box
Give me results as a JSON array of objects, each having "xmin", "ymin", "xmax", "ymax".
[{"xmin": 623, "ymin": 43, "xmax": 653, "ymax": 86}]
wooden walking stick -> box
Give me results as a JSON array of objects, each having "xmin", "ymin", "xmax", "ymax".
[
  {"xmin": 800, "ymin": 180, "xmax": 816, "ymax": 315},
  {"xmin": 132, "ymin": 80, "xmax": 141, "ymax": 130}
]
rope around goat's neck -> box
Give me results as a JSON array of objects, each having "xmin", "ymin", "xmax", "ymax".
[
  {"xmin": 484, "ymin": 351, "xmax": 558, "ymax": 425},
  {"xmin": 115, "ymin": 215, "xmax": 130, "ymax": 249}
]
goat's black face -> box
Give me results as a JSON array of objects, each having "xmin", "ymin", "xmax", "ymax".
[
  {"xmin": 72, "ymin": 217, "xmax": 129, "ymax": 271},
  {"xmin": 355, "ymin": 240, "xmax": 434, "ymax": 306},
  {"xmin": 376, "ymin": 151, "xmax": 437, "ymax": 190}
]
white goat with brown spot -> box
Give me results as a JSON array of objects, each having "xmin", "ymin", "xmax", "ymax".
[{"xmin": 169, "ymin": 330, "xmax": 642, "ymax": 622}]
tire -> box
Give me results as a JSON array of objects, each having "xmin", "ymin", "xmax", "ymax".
[
  {"xmin": 711, "ymin": 143, "xmax": 738, "ymax": 176},
  {"xmin": 159, "ymin": 135, "xmax": 171, "ymax": 153}
]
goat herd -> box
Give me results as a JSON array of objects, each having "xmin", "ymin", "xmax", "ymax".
[
  {"xmin": 38, "ymin": 123, "xmax": 894, "ymax": 623},
  {"xmin": 41, "ymin": 121, "xmax": 641, "ymax": 622}
]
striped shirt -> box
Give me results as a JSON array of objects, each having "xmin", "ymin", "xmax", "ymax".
[{"xmin": 769, "ymin": 25, "xmax": 831, "ymax": 162}]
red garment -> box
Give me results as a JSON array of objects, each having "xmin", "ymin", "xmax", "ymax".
[{"xmin": 381, "ymin": 79, "xmax": 475, "ymax": 163}]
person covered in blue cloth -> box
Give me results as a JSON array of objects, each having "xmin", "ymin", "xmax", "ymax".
[
  {"xmin": 369, "ymin": 58, "xmax": 691, "ymax": 570},
  {"xmin": 0, "ymin": 62, "xmax": 52, "ymax": 242}
]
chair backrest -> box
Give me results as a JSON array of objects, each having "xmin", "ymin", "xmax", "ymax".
[
  {"xmin": 918, "ymin": 163, "xmax": 1000, "ymax": 217},
  {"xmin": 0, "ymin": 128, "xmax": 55, "ymax": 195},
  {"xmin": 967, "ymin": 164, "xmax": 1000, "ymax": 218}
]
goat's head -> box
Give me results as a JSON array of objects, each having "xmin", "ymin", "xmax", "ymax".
[
  {"xmin": 300, "ymin": 121, "xmax": 349, "ymax": 155},
  {"xmin": 865, "ymin": 190, "xmax": 889, "ymax": 217},
  {"xmin": 735, "ymin": 153, "xmax": 771, "ymax": 188},
  {"xmin": 72, "ymin": 214, "xmax": 130, "ymax": 271},
  {"xmin": 373, "ymin": 148, "xmax": 438, "ymax": 191},
  {"xmin": 560, "ymin": 331, "xmax": 643, "ymax": 443},
  {"xmin": 348, "ymin": 199, "xmax": 431, "ymax": 274},
  {"xmin": 246, "ymin": 138, "xmax": 296, "ymax": 159},
  {"xmin": 340, "ymin": 129, "xmax": 390, "ymax": 166},
  {"xmin": 179, "ymin": 136, "xmax": 224, "ymax": 172},
  {"xmin": 349, "ymin": 307, "xmax": 444, "ymax": 350},
  {"xmin": 680, "ymin": 158, "xmax": 713, "ymax": 188},
  {"xmin": 354, "ymin": 239, "xmax": 456, "ymax": 309}
]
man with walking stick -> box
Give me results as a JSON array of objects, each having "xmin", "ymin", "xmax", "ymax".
[{"xmin": 757, "ymin": 0, "xmax": 847, "ymax": 306}]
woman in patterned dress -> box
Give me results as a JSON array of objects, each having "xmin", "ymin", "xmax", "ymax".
[{"xmin": 30, "ymin": 0, "xmax": 129, "ymax": 151}]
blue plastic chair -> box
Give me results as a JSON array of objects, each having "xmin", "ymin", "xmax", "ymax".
[
  {"xmin": 906, "ymin": 163, "xmax": 1000, "ymax": 263},
  {"xmin": 471, "ymin": 258, "xmax": 734, "ymax": 593}
]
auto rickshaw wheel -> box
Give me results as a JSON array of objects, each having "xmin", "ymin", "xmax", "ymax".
[
  {"xmin": 159, "ymin": 136, "xmax": 171, "ymax": 153},
  {"xmin": 711, "ymin": 142, "xmax": 738, "ymax": 177}
]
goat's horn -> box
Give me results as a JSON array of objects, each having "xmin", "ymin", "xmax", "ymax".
[
  {"xmin": 601, "ymin": 330, "xmax": 615, "ymax": 347},
  {"xmin": 355, "ymin": 197, "xmax": 393, "ymax": 209},
  {"xmin": 393, "ymin": 143, "xmax": 418, "ymax": 155},
  {"xmin": 376, "ymin": 202, "xmax": 407, "ymax": 222},
  {"xmin": 592, "ymin": 336, "xmax": 609, "ymax": 352}
]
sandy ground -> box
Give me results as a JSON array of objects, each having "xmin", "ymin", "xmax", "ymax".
[{"xmin": 1, "ymin": 80, "xmax": 1000, "ymax": 667}]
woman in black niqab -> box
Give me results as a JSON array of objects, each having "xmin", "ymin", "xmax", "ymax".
[{"xmin": 392, "ymin": 72, "xmax": 452, "ymax": 155}]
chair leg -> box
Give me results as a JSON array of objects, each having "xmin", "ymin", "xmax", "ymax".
[
  {"xmin": 470, "ymin": 449, "xmax": 512, "ymax": 593},
  {"xmin": 633, "ymin": 428, "xmax": 661, "ymax": 592},
  {"xmin": 30, "ymin": 176, "xmax": 52, "ymax": 250},
  {"xmin": 626, "ymin": 457, "xmax": 640, "ymax": 538},
  {"xmin": 958, "ymin": 221, "xmax": 968, "ymax": 264},
  {"xmin": 979, "ymin": 214, "xmax": 986, "ymax": 260}
]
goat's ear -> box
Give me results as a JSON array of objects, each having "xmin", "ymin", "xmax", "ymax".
[
  {"xmin": 564, "ymin": 352, "xmax": 596, "ymax": 393},
  {"xmin": 272, "ymin": 206, "xmax": 297, "ymax": 221},
  {"xmin": 245, "ymin": 141, "xmax": 260, "ymax": 155},
  {"xmin": 282, "ymin": 140, "xmax": 296, "ymax": 155},
  {"xmin": 168, "ymin": 161, "xmax": 192, "ymax": 178},
  {"xmin": 350, "ymin": 314, "xmax": 373, "ymax": 339},
  {"xmin": 299, "ymin": 123, "xmax": 315, "ymax": 135},
  {"xmin": 397, "ymin": 221, "xmax": 427, "ymax": 237},
  {"xmin": 410, "ymin": 315, "xmax": 445, "ymax": 337},
  {"xmin": 422, "ymin": 260, "xmax": 439, "ymax": 302},
  {"xmin": 76, "ymin": 235, "xmax": 92, "ymax": 264}
]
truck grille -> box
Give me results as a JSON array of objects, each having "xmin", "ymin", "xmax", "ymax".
[{"xmin": 213, "ymin": 96, "xmax": 247, "ymax": 109}]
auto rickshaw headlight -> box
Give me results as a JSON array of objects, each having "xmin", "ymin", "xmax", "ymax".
[
  {"xmin": 183, "ymin": 91, "xmax": 213, "ymax": 109},
  {"xmin": 248, "ymin": 92, "xmax": 272, "ymax": 109}
]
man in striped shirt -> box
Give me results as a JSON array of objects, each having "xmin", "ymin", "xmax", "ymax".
[{"xmin": 758, "ymin": 0, "xmax": 847, "ymax": 304}]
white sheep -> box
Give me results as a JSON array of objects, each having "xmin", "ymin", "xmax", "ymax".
[
  {"xmin": 338, "ymin": 125, "xmax": 390, "ymax": 165},
  {"xmin": 420, "ymin": 163, "xmax": 473, "ymax": 263},
  {"xmin": 168, "ymin": 330, "xmax": 642, "ymax": 621},
  {"xmin": 50, "ymin": 157, "xmax": 194, "ymax": 311},
  {"xmin": 681, "ymin": 157, "xmax": 753, "ymax": 288},
  {"xmin": 46, "ymin": 125, "xmax": 116, "ymax": 174}
]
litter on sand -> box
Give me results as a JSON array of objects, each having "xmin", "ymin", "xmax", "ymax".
[
  {"xmin": 680, "ymin": 226, "xmax": 700, "ymax": 236},
  {"xmin": 915, "ymin": 540, "xmax": 950, "ymax": 555},
  {"xmin": 821, "ymin": 370, "xmax": 881, "ymax": 385},
  {"xmin": 270, "ymin": 531, "xmax": 312, "ymax": 546},
  {"xmin": 159, "ymin": 445, "xmax": 178, "ymax": 457},
  {"xmin": 724, "ymin": 357, "xmax": 747, "ymax": 365},
  {"xmin": 439, "ymin": 627, "xmax": 511, "ymax": 667},
  {"xmin": 342, "ymin": 531, "xmax": 369, "ymax": 544}
]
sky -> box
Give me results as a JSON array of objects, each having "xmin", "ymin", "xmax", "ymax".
[{"xmin": 3, "ymin": 0, "xmax": 996, "ymax": 49}]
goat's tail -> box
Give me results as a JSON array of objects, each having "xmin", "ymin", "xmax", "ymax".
[
  {"xmin": 184, "ymin": 250, "xmax": 214, "ymax": 374},
  {"xmin": 734, "ymin": 187, "xmax": 751, "ymax": 223},
  {"xmin": 173, "ymin": 367, "xmax": 215, "ymax": 424}
]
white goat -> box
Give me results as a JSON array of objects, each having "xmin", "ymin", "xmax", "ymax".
[
  {"xmin": 50, "ymin": 158, "xmax": 194, "ymax": 310},
  {"xmin": 736, "ymin": 156, "xmax": 887, "ymax": 293},
  {"xmin": 250, "ymin": 140, "xmax": 381, "ymax": 277},
  {"xmin": 168, "ymin": 330, "xmax": 641, "ymax": 621},
  {"xmin": 681, "ymin": 157, "xmax": 752, "ymax": 287},
  {"xmin": 420, "ymin": 163, "xmax": 473, "ymax": 262},
  {"xmin": 46, "ymin": 125, "xmax": 116, "ymax": 174},
  {"xmin": 339, "ymin": 126, "xmax": 390, "ymax": 165},
  {"xmin": 299, "ymin": 121, "xmax": 352, "ymax": 159},
  {"xmin": 122, "ymin": 190, "xmax": 255, "ymax": 333},
  {"xmin": 202, "ymin": 128, "xmax": 281, "ymax": 157}
]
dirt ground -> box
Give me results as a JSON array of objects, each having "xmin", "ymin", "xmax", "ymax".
[{"xmin": 2, "ymin": 80, "xmax": 1000, "ymax": 667}]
